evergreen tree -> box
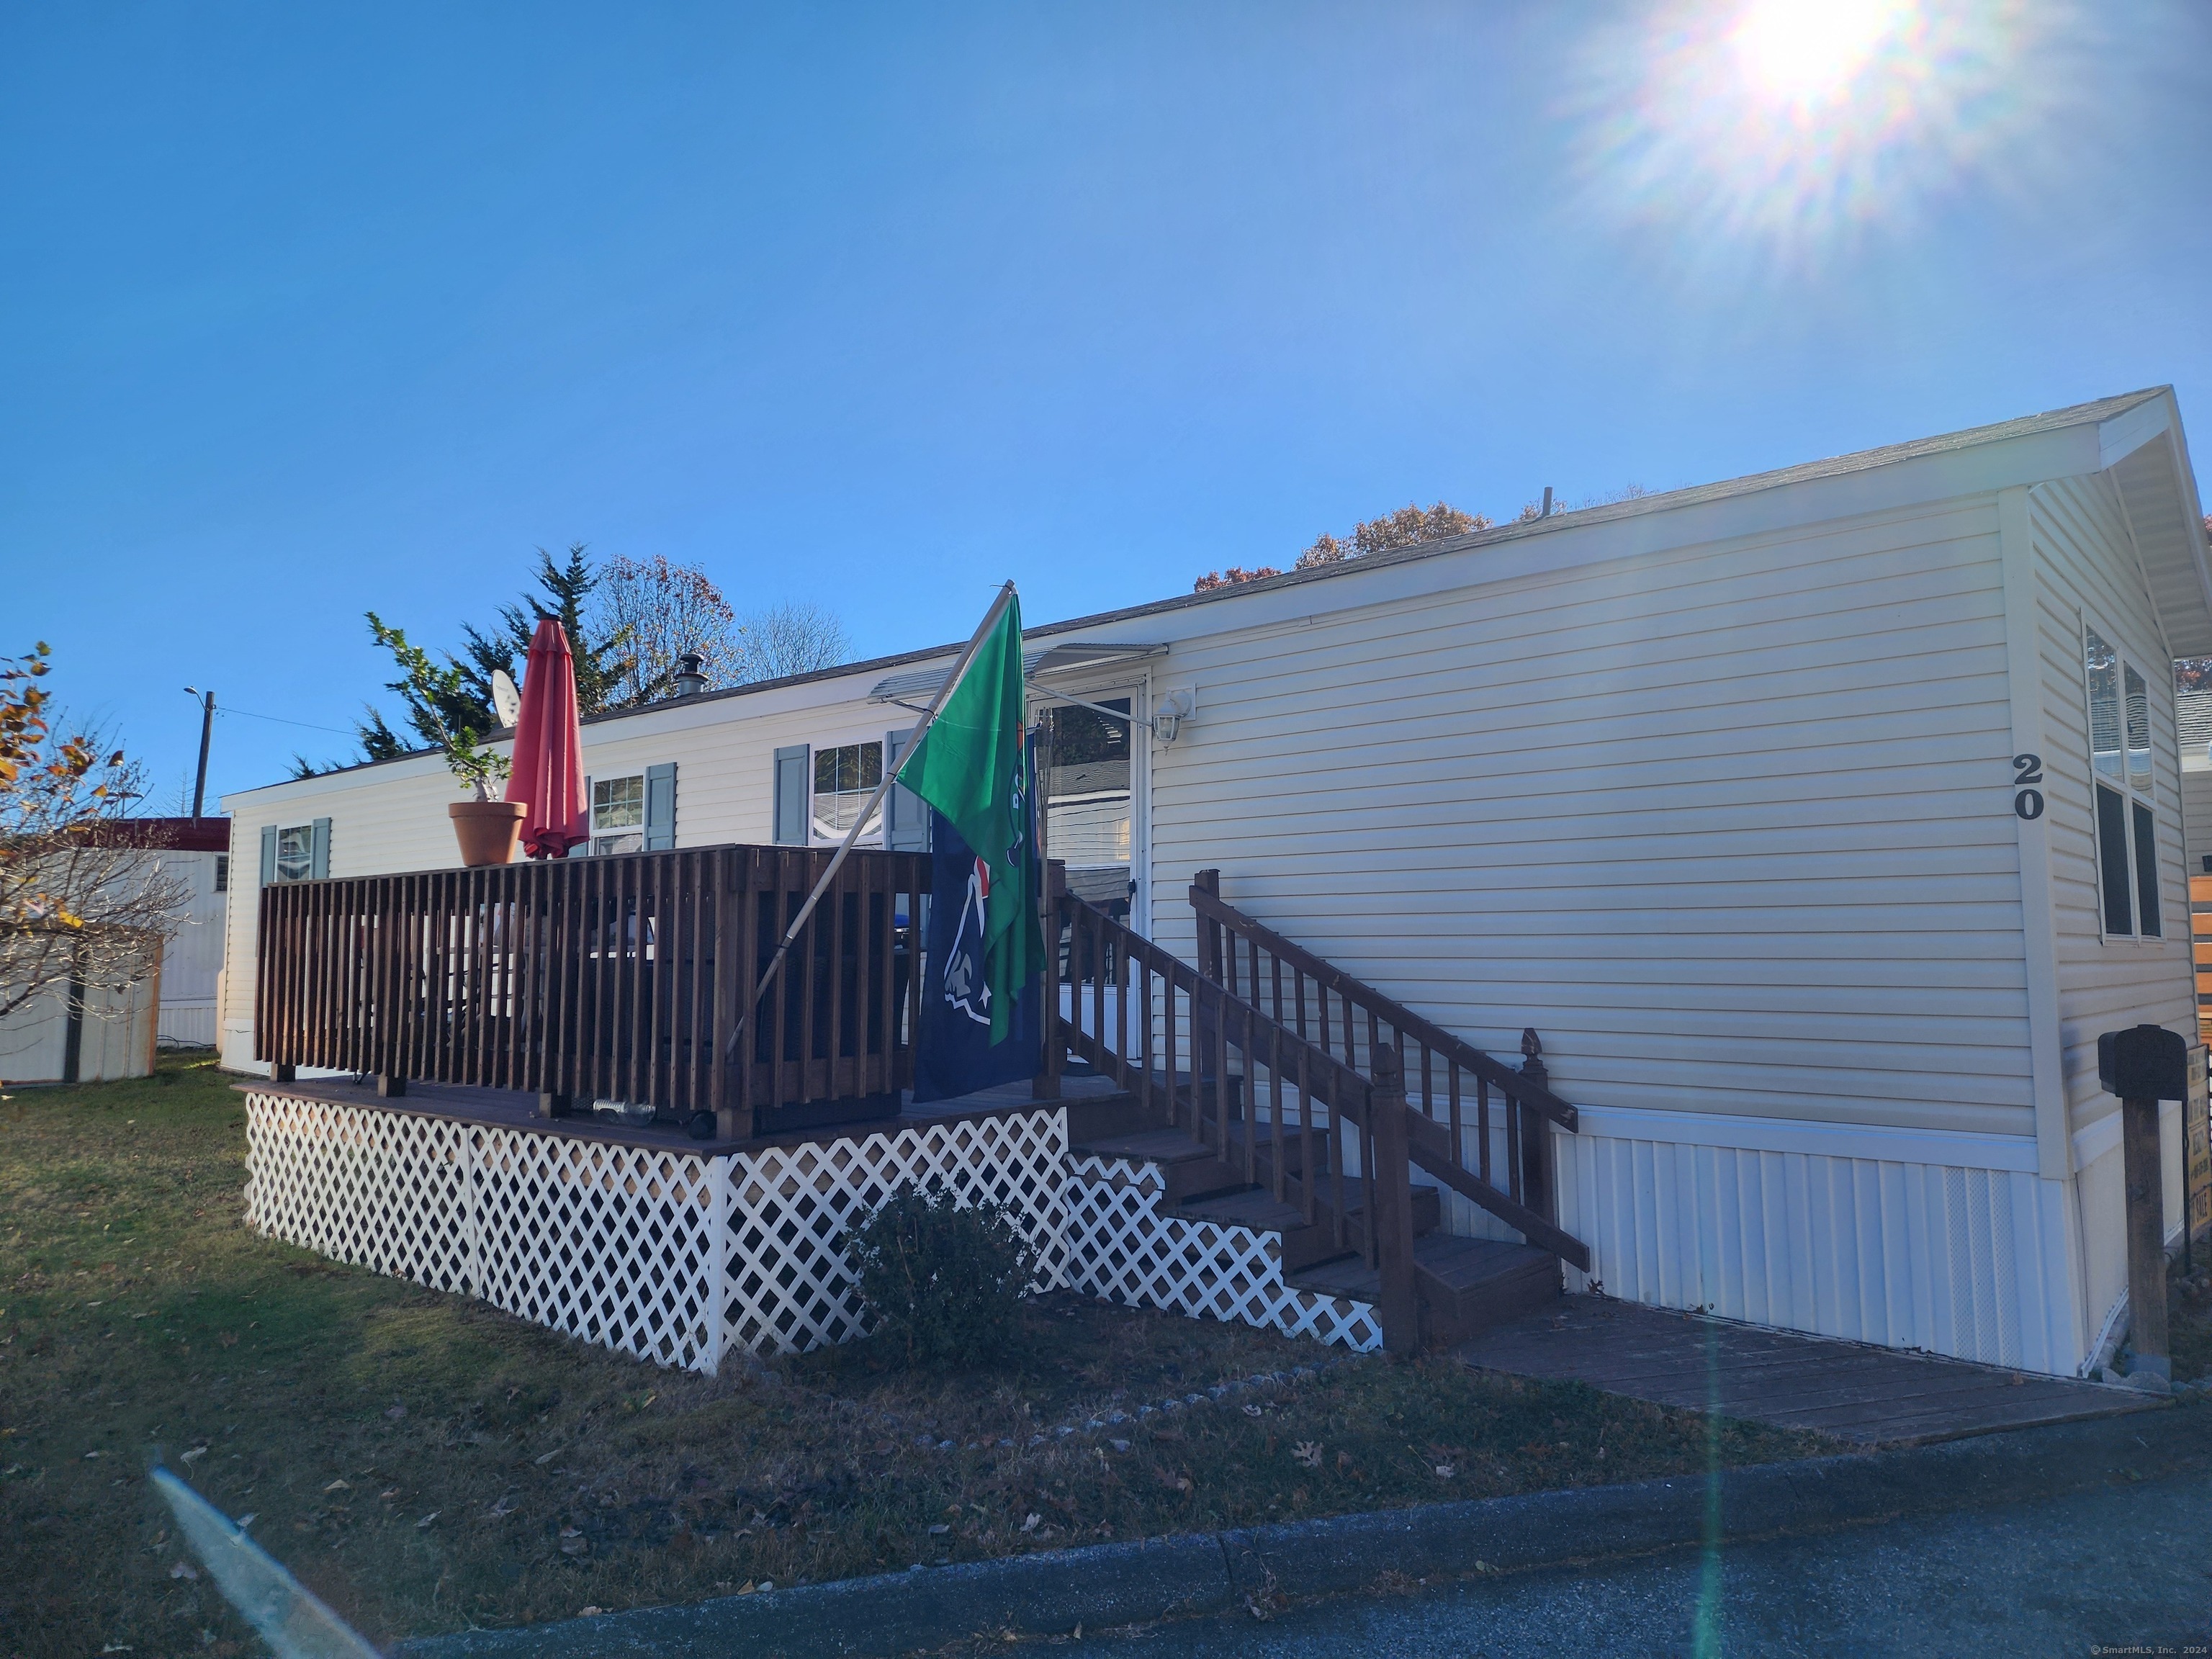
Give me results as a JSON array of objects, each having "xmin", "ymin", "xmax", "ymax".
[{"xmin": 354, "ymin": 544, "xmax": 634, "ymax": 762}]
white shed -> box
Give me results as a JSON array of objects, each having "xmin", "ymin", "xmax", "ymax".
[{"xmin": 218, "ymin": 387, "xmax": 2210, "ymax": 1378}]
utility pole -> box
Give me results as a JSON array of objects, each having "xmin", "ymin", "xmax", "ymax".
[{"xmin": 184, "ymin": 687, "xmax": 215, "ymax": 819}]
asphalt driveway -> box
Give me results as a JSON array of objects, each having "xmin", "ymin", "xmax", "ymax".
[{"xmin": 1065, "ymin": 1465, "xmax": 2212, "ymax": 1658}]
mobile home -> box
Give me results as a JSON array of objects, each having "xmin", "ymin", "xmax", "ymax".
[{"xmin": 222, "ymin": 387, "xmax": 2210, "ymax": 1378}]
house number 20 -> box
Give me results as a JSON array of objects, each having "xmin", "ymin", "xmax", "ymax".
[{"xmin": 2013, "ymin": 753, "xmax": 2045, "ymax": 820}]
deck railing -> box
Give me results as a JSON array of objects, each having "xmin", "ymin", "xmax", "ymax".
[{"xmin": 256, "ymin": 844, "xmax": 929, "ymax": 1138}]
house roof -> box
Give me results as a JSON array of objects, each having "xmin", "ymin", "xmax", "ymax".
[
  {"xmin": 239, "ymin": 387, "xmax": 2206, "ymax": 796},
  {"xmin": 85, "ymin": 817, "xmax": 232, "ymax": 853}
]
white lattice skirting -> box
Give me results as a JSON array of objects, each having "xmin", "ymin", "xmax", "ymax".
[
  {"xmin": 242, "ymin": 1093, "xmax": 1380, "ymax": 1374},
  {"xmin": 1064, "ymin": 1154, "xmax": 1380, "ymax": 1352}
]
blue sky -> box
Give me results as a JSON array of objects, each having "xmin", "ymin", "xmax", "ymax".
[{"xmin": 4, "ymin": 2, "xmax": 2207, "ymax": 807}]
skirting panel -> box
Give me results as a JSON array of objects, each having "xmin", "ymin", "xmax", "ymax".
[
  {"xmin": 718, "ymin": 1109, "xmax": 1074, "ymax": 1357},
  {"xmin": 1063, "ymin": 1154, "xmax": 1381, "ymax": 1352},
  {"xmin": 244, "ymin": 1092, "xmax": 721, "ymax": 1369},
  {"xmin": 1555, "ymin": 1127, "xmax": 2082, "ymax": 1375},
  {"xmin": 243, "ymin": 1092, "xmax": 1384, "ymax": 1375}
]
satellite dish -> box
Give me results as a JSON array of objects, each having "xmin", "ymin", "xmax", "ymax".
[{"xmin": 491, "ymin": 669, "xmax": 521, "ymax": 729}]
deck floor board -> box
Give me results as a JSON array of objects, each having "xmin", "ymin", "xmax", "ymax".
[{"xmin": 1456, "ymin": 1297, "xmax": 2163, "ymax": 1446}]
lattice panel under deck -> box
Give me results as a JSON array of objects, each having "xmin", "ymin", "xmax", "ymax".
[
  {"xmin": 1062, "ymin": 1153, "xmax": 1381, "ymax": 1352},
  {"xmin": 719, "ymin": 1108, "xmax": 1071, "ymax": 1356},
  {"xmin": 472, "ymin": 1130, "xmax": 719, "ymax": 1371},
  {"xmin": 243, "ymin": 1092, "xmax": 476, "ymax": 1292}
]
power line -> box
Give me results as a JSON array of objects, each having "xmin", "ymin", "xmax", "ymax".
[{"xmin": 215, "ymin": 706, "xmax": 358, "ymax": 737}]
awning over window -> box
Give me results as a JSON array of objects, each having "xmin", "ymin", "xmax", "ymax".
[{"xmin": 867, "ymin": 641, "xmax": 1166, "ymax": 705}]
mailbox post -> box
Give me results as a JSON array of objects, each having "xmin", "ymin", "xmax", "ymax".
[{"xmin": 2098, "ymin": 1023, "xmax": 2188, "ymax": 1390}]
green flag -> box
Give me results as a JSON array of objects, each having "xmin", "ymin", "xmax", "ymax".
[{"xmin": 896, "ymin": 592, "xmax": 1043, "ymax": 1044}]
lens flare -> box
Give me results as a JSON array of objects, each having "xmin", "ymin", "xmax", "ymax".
[
  {"xmin": 1565, "ymin": 0, "xmax": 2087, "ymax": 267},
  {"xmin": 1732, "ymin": 0, "xmax": 1907, "ymax": 105}
]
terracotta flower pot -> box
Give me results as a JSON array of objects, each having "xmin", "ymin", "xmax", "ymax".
[{"xmin": 449, "ymin": 800, "xmax": 526, "ymax": 868}]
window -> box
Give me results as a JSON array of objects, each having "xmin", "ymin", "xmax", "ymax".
[
  {"xmin": 2085, "ymin": 627, "xmax": 2162, "ymax": 939},
  {"xmin": 812, "ymin": 742, "xmax": 883, "ymax": 840},
  {"xmin": 275, "ymin": 824, "xmax": 315, "ymax": 884},
  {"xmin": 1041, "ymin": 698, "xmax": 1133, "ymax": 914},
  {"xmin": 592, "ymin": 775, "xmax": 645, "ymax": 856},
  {"xmin": 213, "ymin": 854, "xmax": 229, "ymax": 894},
  {"xmin": 262, "ymin": 818, "xmax": 328, "ymax": 884}
]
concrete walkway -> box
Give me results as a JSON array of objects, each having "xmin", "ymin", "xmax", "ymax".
[
  {"xmin": 1457, "ymin": 1295, "xmax": 2161, "ymax": 1444},
  {"xmin": 1062, "ymin": 1465, "xmax": 2212, "ymax": 1658}
]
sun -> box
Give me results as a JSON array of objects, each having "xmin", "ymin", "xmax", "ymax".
[
  {"xmin": 1564, "ymin": 0, "xmax": 2069, "ymax": 264},
  {"xmin": 1730, "ymin": 0, "xmax": 1910, "ymax": 105}
]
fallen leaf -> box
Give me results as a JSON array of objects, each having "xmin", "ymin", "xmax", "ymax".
[
  {"xmin": 415, "ymin": 1512, "xmax": 439, "ymax": 1529},
  {"xmin": 1434, "ymin": 1462, "xmax": 1455, "ymax": 1479},
  {"xmin": 1241, "ymin": 1404, "xmax": 1262, "ymax": 1417},
  {"xmin": 1021, "ymin": 1513, "xmax": 1041, "ymax": 1533},
  {"xmin": 323, "ymin": 1479, "xmax": 349, "ymax": 1493},
  {"xmin": 578, "ymin": 1606, "xmax": 603, "ymax": 1617},
  {"xmin": 179, "ymin": 1447, "xmax": 207, "ymax": 1465},
  {"xmin": 927, "ymin": 1523, "xmax": 950, "ymax": 1535},
  {"xmin": 384, "ymin": 1406, "xmax": 406, "ymax": 1421},
  {"xmin": 235, "ymin": 1514, "xmax": 256, "ymax": 1530},
  {"xmin": 737, "ymin": 1581, "xmax": 757, "ymax": 1596},
  {"xmin": 534, "ymin": 1449, "xmax": 560, "ymax": 1465},
  {"xmin": 1290, "ymin": 1442, "xmax": 1323, "ymax": 1470},
  {"xmin": 168, "ymin": 1562, "xmax": 198, "ymax": 1581},
  {"xmin": 379, "ymin": 1488, "xmax": 399, "ymax": 1501}
]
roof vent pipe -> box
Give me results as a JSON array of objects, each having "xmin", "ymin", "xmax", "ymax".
[
  {"xmin": 671, "ymin": 652, "xmax": 707, "ymax": 699},
  {"xmin": 1541, "ymin": 486, "xmax": 1554, "ymax": 518}
]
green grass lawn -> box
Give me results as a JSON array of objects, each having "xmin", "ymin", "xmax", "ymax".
[{"xmin": 1, "ymin": 1054, "xmax": 1825, "ymax": 1655}]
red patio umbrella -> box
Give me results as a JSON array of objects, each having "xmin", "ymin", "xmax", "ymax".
[{"xmin": 507, "ymin": 618, "xmax": 588, "ymax": 860}]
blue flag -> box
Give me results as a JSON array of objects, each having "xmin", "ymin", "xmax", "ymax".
[{"xmin": 912, "ymin": 744, "xmax": 1043, "ymax": 1102}]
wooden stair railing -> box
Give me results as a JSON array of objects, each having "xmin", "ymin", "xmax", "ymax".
[
  {"xmin": 1184, "ymin": 868, "xmax": 1588, "ymax": 1273},
  {"xmin": 1051, "ymin": 880, "xmax": 1588, "ymax": 1349},
  {"xmin": 1056, "ymin": 887, "xmax": 1389, "ymax": 1272}
]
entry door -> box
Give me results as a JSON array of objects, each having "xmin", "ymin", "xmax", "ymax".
[{"xmin": 1036, "ymin": 693, "xmax": 1141, "ymax": 929}]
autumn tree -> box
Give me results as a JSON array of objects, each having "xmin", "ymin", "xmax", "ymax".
[
  {"xmin": 1, "ymin": 643, "xmax": 188, "ymax": 1029},
  {"xmin": 596, "ymin": 553, "xmax": 744, "ymax": 702},
  {"xmin": 1195, "ymin": 500, "xmax": 1489, "ymax": 592},
  {"xmin": 732, "ymin": 600, "xmax": 851, "ymax": 682}
]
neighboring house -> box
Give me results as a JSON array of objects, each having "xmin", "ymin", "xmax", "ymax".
[
  {"xmin": 217, "ymin": 386, "xmax": 2211, "ymax": 1380},
  {"xmin": 0, "ymin": 817, "xmax": 226, "ymax": 1081},
  {"xmin": 148, "ymin": 817, "xmax": 231, "ymax": 1048}
]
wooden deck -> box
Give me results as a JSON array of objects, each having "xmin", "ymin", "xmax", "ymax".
[
  {"xmin": 1457, "ymin": 1295, "xmax": 2166, "ymax": 1446},
  {"xmin": 236, "ymin": 1071, "xmax": 1126, "ymax": 1156}
]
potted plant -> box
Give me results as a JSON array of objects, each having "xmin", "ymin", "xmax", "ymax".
[
  {"xmin": 366, "ymin": 614, "xmax": 526, "ymax": 868},
  {"xmin": 444, "ymin": 733, "xmax": 522, "ymax": 868}
]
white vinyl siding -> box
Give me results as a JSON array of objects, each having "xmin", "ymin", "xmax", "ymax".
[
  {"xmin": 2027, "ymin": 472, "xmax": 2194, "ymax": 1345},
  {"xmin": 1145, "ymin": 496, "xmax": 2034, "ymax": 1142}
]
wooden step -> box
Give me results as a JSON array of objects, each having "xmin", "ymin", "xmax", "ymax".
[
  {"xmin": 1061, "ymin": 1091, "xmax": 1145, "ymax": 1145},
  {"xmin": 1285, "ymin": 1235, "xmax": 1560, "ymax": 1346},
  {"xmin": 1070, "ymin": 1128, "xmax": 1247, "ymax": 1203}
]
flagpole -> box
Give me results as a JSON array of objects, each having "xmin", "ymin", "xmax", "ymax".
[{"xmin": 728, "ymin": 580, "xmax": 1018, "ymax": 1058}]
